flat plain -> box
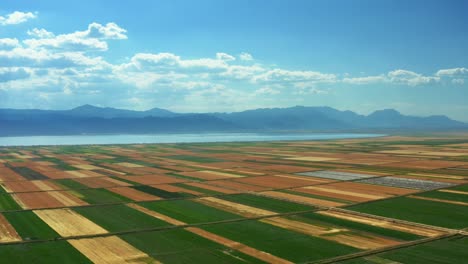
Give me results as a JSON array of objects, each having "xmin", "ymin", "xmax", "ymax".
[{"xmin": 0, "ymin": 134, "xmax": 468, "ymax": 263}]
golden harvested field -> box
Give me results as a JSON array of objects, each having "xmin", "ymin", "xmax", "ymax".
[{"xmin": 0, "ymin": 134, "xmax": 467, "ymax": 263}]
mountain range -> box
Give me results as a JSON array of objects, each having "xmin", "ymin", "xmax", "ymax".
[{"xmin": 0, "ymin": 105, "xmax": 466, "ymax": 136}]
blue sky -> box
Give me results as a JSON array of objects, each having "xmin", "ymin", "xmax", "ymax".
[{"xmin": 1, "ymin": 0, "xmax": 467, "ymax": 121}]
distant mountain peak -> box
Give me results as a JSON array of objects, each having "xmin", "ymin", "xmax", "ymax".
[
  {"xmin": 369, "ymin": 109, "xmax": 402, "ymax": 118},
  {"xmin": 71, "ymin": 104, "xmax": 102, "ymax": 111}
]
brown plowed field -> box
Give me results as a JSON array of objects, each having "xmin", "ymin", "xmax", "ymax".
[
  {"xmin": 0, "ymin": 168, "xmax": 24, "ymax": 181},
  {"xmin": 107, "ymin": 187, "xmax": 161, "ymax": 201},
  {"xmin": 0, "ymin": 214, "xmax": 21, "ymax": 242},
  {"xmin": 74, "ymin": 177, "xmax": 130, "ymax": 188}
]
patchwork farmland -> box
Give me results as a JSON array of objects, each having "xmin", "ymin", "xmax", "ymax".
[{"xmin": 0, "ymin": 135, "xmax": 468, "ymax": 263}]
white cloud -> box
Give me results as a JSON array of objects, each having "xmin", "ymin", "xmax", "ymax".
[
  {"xmin": 253, "ymin": 69, "xmax": 337, "ymax": 83},
  {"xmin": 23, "ymin": 22, "xmax": 127, "ymax": 51},
  {"xmin": 239, "ymin": 52, "xmax": 253, "ymax": 61},
  {"xmin": 0, "ymin": 11, "xmax": 37, "ymax": 26},
  {"xmin": 387, "ymin": 69, "xmax": 439, "ymax": 86},
  {"xmin": 27, "ymin": 28, "xmax": 55, "ymax": 38},
  {"xmin": 342, "ymin": 75, "xmax": 386, "ymax": 84},
  {"xmin": 216, "ymin": 52, "xmax": 235, "ymax": 61},
  {"xmin": 86, "ymin": 22, "xmax": 127, "ymax": 40},
  {"xmin": 452, "ymin": 78, "xmax": 465, "ymax": 85},
  {"xmin": 436, "ymin": 67, "xmax": 468, "ymax": 77},
  {"xmin": 0, "ymin": 38, "xmax": 19, "ymax": 49}
]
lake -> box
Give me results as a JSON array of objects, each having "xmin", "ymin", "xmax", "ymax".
[{"xmin": 0, "ymin": 133, "xmax": 384, "ymax": 146}]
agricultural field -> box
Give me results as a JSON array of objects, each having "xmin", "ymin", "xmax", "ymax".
[{"xmin": 0, "ymin": 134, "xmax": 468, "ymax": 263}]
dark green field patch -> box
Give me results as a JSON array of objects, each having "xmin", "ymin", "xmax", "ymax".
[
  {"xmin": 74, "ymin": 204, "xmax": 169, "ymax": 232},
  {"xmin": 348, "ymin": 196, "xmax": 468, "ymax": 229},
  {"xmin": 54, "ymin": 179, "xmax": 89, "ymax": 190},
  {"xmin": 120, "ymin": 229, "xmax": 264, "ymax": 264},
  {"xmin": 281, "ymin": 189, "xmax": 354, "ymax": 204},
  {"xmin": 132, "ymin": 185, "xmax": 192, "ymax": 199},
  {"xmin": 140, "ymin": 199, "xmax": 242, "ymax": 224},
  {"xmin": 69, "ymin": 188, "xmax": 132, "ymax": 204},
  {"xmin": 339, "ymin": 235, "xmax": 468, "ymax": 264},
  {"xmin": 202, "ymin": 219, "xmax": 358, "ymax": 262},
  {"xmin": 0, "ymin": 193, "xmax": 22, "ymax": 211},
  {"xmin": 0, "ymin": 241, "xmax": 92, "ymax": 264},
  {"xmin": 172, "ymin": 183, "xmax": 222, "ymax": 195},
  {"xmin": 291, "ymin": 212, "xmax": 423, "ymax": 241},
  {"xmin": 416, "ymin": 190, "xmax": 468, "ymax": 203},
  {"xmin": 220, "ymin": 193, "xmax": 316, "ymax": 213},
  {"xmin": 3, "ymin": 211, "xmax": 59, "ymax": 240},
  {"xmin": 9, "ymin": 167, "xmax": 48, "ymax": 180}
]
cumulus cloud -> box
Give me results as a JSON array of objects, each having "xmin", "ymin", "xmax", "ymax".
[
  {"xmin": 216, "ymin": 52, "xmax": 235, "ymax": 61},
  {"xmin": 0, "ymin": 11, "xmax": 37, "ymax": 26},
  {"xmin": 239, "ymin": 52, "xmax": 253, "ymax": 61},
  {"xmin": 27, "ymin": 28, "xmax": 55, "ymax": 38},
  {"xmin": 0, "ymin": 38, "xmax": 19, "ymax": 49},
  {"xmin": 86, "ymin": 22, "xmax": 127, "ymax": 40},
  {"xmin": 23, "ymin": 22, "xmax": 127, "ymax": 51},
  {"xmin": 436, "ymin": 67, "xmax": 468, "ymax": 77},
  {"xmin": 387, "ymin": 69, "xmax": 439, "ymax": 86},
  {"xmin": 342, "ymin": 75, "xmax": 386, "ymax": 84},
  {"xmin": 254, "ymin": 69, "xmax": 337, "ymax": 83}
]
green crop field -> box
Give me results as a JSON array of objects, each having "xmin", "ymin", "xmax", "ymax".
[
  {"xmin": 139, "ymin": 199, "xmax": 242, "ymax": 223},
  {"xmin": 339, "ymin": 236, "xmax": 468, "ymax": 264},
  {"xmin": 3, "ymin": 211, "xmax": 59, "ymax": 240},
  {"xmin": 348, "ymin": 196, "xmax": 468, "ymax": 229},
  {"xmin": 220, "ymin": 193, "xmax": 316, "ymax": 213},
  {"xmin": 132, "ymin": 185, "xmax": 192, "ymax": 199},
  {"xmin": 0, "ymin": 194, "xmax": 22, "ymax": 211},
  {"xmin": 70, "ymin": 188, "xmax": 133, "ymax": 204},
  {"xmin": 202, "ymin": 219, "xmax": 359, "ymax": 262},
  {"xmin": 0, "ymin": 241, "xmax": 92, "ymax": 264},
  {"xmin": 73, "ymin": 204, "xmax": 170, "ymax": 232},
  {"xmin": 120, "ymin": 229, "xmax": 264, "ymax": 264},
  {"xmin": 291, "ymin": 212, "xmax": 423, "ymax": 241}
]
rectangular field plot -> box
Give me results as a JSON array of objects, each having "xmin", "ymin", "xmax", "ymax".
[
  {"xmin": 139, "ymin": 199, "xmax": 242, "ymax": 224},
  {"xmin": 3, "ymin": 211, "xmax": 59, "ymax": 240},
  {"xmin": 339, "ymin": 235, "xmax": 468, "ymax": 264},
  {"xmin": 120, "ymin": 228, "xmax": 265, "ymax": 264},
  {"xmin": 201, "ymin": 219, "xmax": 359, "ymax": 262},
  {"xmin": 69, "ymin": 188, "xmax": 133, "ymax": 204},
  {"xmin": 74, "ymin": 204, "xmax": 170, "ymax": 232},
  {"xmin": 348, "ymin": 196, "xmax": 468, "ymax": 229},
  {"xmin": 296, "ymin": 170, "xmax": 378, "ymax": 181},
  {"xmin": 290, "ymin": 212, "xmax": 424, "ymax": 241},
  {"xmin": 219, "ymin": 193, "xmax": 316, "ymax": 213},
  {"xmin": 0, "ymin": 241, "xmax": 92, "ymax": 264},
  {"xmin": 357, "ymin": 176, "xmax": 455, "ymax": 190}
]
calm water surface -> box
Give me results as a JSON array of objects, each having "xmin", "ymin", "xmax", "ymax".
[{"xmin": 0, "ymin": 133, "xmax": 384, "ymax": 146}]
